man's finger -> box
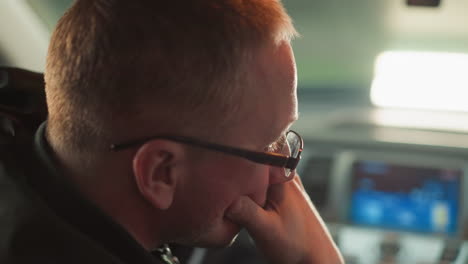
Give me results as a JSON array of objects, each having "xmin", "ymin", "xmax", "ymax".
[
  {"xmin": 293, "ymin": 173, "xmax": 306, "ymax": 191},
  {"xmin": 225, "ymin": 196, "xmax": 271, "ymax": 235}
]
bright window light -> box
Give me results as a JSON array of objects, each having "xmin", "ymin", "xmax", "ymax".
[{"xmin": 371, "ymin": 51, "xmax": 468, "ymax": 112}]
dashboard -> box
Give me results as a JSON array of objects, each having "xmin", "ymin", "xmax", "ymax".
[{"xmin": 296, "ymin": 105, "xmax": 468, "ymax": 264}]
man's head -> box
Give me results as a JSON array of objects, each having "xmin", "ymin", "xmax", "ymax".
[
  {"xmin": 45, "ymin": 0, "xmax": 298, "ymax": 249},
  {"xmin": 45, "ymin": 0, "xmax": 297, "ymax": 158}
]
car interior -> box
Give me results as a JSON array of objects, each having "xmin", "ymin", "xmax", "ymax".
[{"xmin": 1, "ymin": 0, "xmax": 468, "ymax": 263}]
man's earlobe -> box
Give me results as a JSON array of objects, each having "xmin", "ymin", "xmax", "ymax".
[{"xmin": 132, "ymin": 141, "xmax": 180, "ymax": 210}]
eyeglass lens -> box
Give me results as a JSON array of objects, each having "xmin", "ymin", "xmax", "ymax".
[{"xmin": 283, "ymin": 131, "xmax": 300, "ymax": 177}]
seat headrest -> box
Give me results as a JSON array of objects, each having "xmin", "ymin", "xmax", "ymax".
[{"xmin": 0, "ymin": 67, "xmax": 47, "ymax": 139}]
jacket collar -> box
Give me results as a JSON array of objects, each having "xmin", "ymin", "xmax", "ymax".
[{"xmin": 31, "ymin": 122, "xmax": 161, "ymax": 264}]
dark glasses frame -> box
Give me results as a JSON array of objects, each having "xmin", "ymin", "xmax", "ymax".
[{"xmin": 110, "ymin": 130, "xmax": 303, "ymax": 171}]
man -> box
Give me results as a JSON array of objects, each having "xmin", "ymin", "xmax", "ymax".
[{"xmin": 1, "ymin": 0, "xmax": 343, "ymax": 263}]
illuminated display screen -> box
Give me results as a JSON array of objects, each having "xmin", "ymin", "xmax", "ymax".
[{"xmin": 349, "ymin": 161, "xmax": 461, "ymax": 235}]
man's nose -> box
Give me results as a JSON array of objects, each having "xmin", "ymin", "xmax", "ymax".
[{"xmin": 268, "ymin": 166, "xmax": 293, "ymax": 185}]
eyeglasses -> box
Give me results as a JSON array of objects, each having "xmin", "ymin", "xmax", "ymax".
[{"xmin": 110, "ymin": 130, "xmax": 303, "ymax": 178}]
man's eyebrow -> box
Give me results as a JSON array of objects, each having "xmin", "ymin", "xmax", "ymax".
[
  {"xmin": 291, "ymin": 112, "xmax": 299, "ymax": 125},
  {"xmin": 283, "ymin": 112, "xmax": 299, "ymax": 132},
  {"xmin": 267, "ymin": 113, "xmax": 300, "ymax": 145}
]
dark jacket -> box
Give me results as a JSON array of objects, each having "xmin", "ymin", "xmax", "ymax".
[{"xmin": 0, "ymin": 67, "xmax": 165, "ymax": 264}]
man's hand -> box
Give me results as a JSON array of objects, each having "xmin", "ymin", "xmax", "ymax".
[{"xmin": 225, "ymin": 174, "xmax": 344, "ymax": 264}]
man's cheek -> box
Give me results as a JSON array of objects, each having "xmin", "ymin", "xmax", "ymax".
[{"xmin": 244, "ymin": 174, "xmax": 271, "ymax": 206}]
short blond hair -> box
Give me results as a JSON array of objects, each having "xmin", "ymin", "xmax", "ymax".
[{"xmin": 45, "ymin": 0, "xmax": 297, "ymax": 158}]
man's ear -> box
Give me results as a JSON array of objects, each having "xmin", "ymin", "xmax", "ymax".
[{"xmin": 132, "ymin": 140, "xmax": 184, "ymax": 210}]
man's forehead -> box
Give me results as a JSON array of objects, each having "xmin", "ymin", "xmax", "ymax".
[
  {"xmin": 222, "ymin": 41, "xmax": 297, "ymax": 147},
  {"xmin": 228, "ymin": 94, "xmax": 297, "ymax": 148}
]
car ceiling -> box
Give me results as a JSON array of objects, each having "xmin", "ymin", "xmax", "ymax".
[{"xmin": 0, "ymin": 0, "xmax": 467, "ymax": 91}]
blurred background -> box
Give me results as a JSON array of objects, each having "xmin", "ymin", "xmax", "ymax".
[{"xmin": 1, "ymin": 0, "xmax": 468, "ymax": 263}]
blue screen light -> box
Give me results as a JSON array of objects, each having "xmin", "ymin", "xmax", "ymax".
[{"xmin": 349, "ymin": 161, "xmax": 460, "ymax": 235}]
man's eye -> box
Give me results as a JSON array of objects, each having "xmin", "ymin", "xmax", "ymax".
[
  {"xmin": 265, "ymin": 142, "xmax": 280, "ymax": 152},
  {"xmin": 264, "ymin": 135, "xmax": 287, "ymax": 153}
]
